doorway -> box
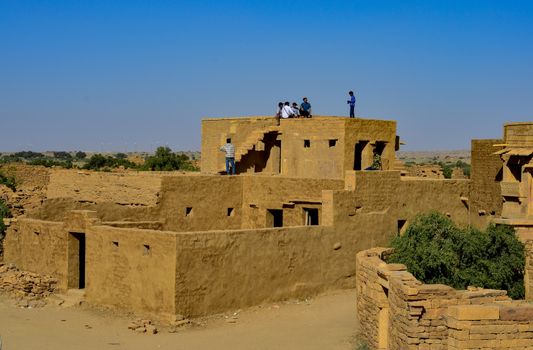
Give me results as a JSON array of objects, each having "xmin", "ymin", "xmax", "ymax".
[
  {"xmin": 354, "ymin": 141, "xmax": 369, "ymax": 170},
  {"xmin": 68, "ymin": 232, "xmax": 86, "ymax": 289}
]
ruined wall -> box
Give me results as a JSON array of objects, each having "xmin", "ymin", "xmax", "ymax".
[
  {"xmin": 241, "ymin": 176, "xmax": 344, "ymax": 229},
  {"xmin": 46, "ymin": 170, "xmax": 162, "ymax": 205},
  {"xmin": 504, "ymin": 122, "xmax": 533, "ymax": 146},
  {"xmin": 159, "ymin": 175, "xmax": 244, "ymax": 232},
  {"xmin": 86, "ymin": 225, "xmax": 177, "ymax": 320},
  {"xmin": 344, "ymin": 118, "xmax": 397, "ymax": 172},
  {"xmin": 201, "ymin": 117, "xmax": 278, "ymax": 174},
  {"xmin": 279, "ymin": 118, "xmax": 346, "ymax": 178},
  {"xmin": 174, "ymin": 223, "xmax": 378, "ymax": 317},
  {"xmin": 3, "ymin": 219, "xmax": 69, "ymax": 290},
  {"xmin": 470, "ymin": 139, "xmax": 503, "ymax": 228},
  {"xmin": 28, "ymin": 170, "xmax": 164, "ymax": 222},
  {"xmin": 356, "ymin": 248, "xmax": 533, "ymax": 350},
  {"xmin": 332, "ymin": 171, "xmax": 471, "ymax": 235}
]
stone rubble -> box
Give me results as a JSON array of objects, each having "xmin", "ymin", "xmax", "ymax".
[
  {"xmin": 127, "ymin": 318, "xmax": 158, "ymax": 334},
  {"xmin": 0, "ymin": 262, "xmax": 57, "ymax": 307}
]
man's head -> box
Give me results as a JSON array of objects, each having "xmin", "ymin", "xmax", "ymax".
[
  {"xmin": 303, "ymin": 97, "xmax": 308, "ymax": 103},
  {"xmin": 292, "ymin": 102, "xmax": 298, "ymax": 107},
  {"xmin": 226, "ymin": 138, "xmax": 232, "ymax": 143},
  {"xmin": 284, "ymin": 101, "xmax": 290, "ymax": 106},
  {"xmin": 278, "ymin": 102, "xmax": 283, "ymax": 108},
  {"xmin": 349, "ymin": 91, "xmax": 354, "ymax": 96}
]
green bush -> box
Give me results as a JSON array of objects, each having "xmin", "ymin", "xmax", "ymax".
[
  {"xmin": 0, "ymin": 171, "xmax": 16, "ymax": 191},
  {"xmin": 388, "ymin": 212, "xmax": 525, "ymax": 299},
  {"xmin": 142, "ymin": 147, "xmax": 199, "ymax": 171},
  {"xmin": 0, "ymin": 199, "xmax": 10, "ymax": 240},
  {"xmin": 28, "ymin": 158, "xmax": 73, "ymax": 169},
  {"xmin": 83, "ymin": 154, "xmax": 138, "ymax": 171}
]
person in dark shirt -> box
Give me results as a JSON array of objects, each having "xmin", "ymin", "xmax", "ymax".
[
  {"xmin": 347, "ymin": 91, "xmax": 356, "ymax": 118},
  {"xmin": 300, "ymin": 97, "xmax": 312, "ymax": 118}
]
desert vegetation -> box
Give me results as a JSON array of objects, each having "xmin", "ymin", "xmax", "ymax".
[
  {"xmin": 388, "ymin": 212, "xmax": 525, "ymax": 299},
  {"xmin": 0, "ymin": 148, "xmax": 199, "ymax": 172}
]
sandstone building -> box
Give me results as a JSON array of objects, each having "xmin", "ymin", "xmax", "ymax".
[{"xmin": 2, "ymin": 116, "xmax": 513, "ymax": 321}]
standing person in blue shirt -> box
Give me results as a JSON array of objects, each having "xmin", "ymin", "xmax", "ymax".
[
  {"xmin": 347, "ymin": 91, "xmax": 356, "ymax": 118},
  {"xmin": 300, "ymin": 97, "xmax": 312, "ymax": 118},
  {"xmin": 220, "ymin": 138, "xmax": 236, "ymax": 175}
]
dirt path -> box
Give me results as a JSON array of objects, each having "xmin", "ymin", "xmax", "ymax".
[{"xmin": 0, "ymin": 290, "xmax": 359, "ymax": 350}]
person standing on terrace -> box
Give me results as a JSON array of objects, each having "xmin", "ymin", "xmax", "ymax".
[
  {"xmin": 220, "ymin": 138, "xmax": 236, "ymax": 175},
  {"xmin": 300, "ymin": 97, "xmax": 312, "ymax": 118},
  {"xmin": 347, "ymin": 91, "xmax": 356, "ymax": 118}
]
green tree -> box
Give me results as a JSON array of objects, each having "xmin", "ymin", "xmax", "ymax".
[
  {"xmin": 388, "ymin": 212, "xmax": 525, "ymax": 299},
  {"xmin": 75, "ymin": 151, "xmax": 87, "ymax": 159},
  {"xmin": 142, "ymin": 146, "xmax": 198, "ymax": 171}
]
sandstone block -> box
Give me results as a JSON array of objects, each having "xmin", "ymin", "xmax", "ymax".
[{"xmin": 447, "ymin": 305, "xmax": 499, "ymax": 321}]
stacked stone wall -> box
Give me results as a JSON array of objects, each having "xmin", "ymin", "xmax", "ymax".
[{"xmin": 356, "ymin": 248, "xmax": 532, "ymax": 350}]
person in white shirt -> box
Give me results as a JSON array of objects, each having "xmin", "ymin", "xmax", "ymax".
[
  {"xmin": 281, "ymin": 101, "xmax": 294, "ymax": 119},
  {"xmin": 291, "ymin": 102, "xmax": 300, "ymax": 117},
  {"xmin": 219, "ymin": 138, "xmax": 236, "ymax": 175}
]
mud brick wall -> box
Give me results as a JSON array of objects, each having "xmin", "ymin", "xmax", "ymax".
[
  {"xmin": 356, "ymin": 248, "xmax": 533, "ymax": 350},
  {"xmin": 470, "ymin": 139, "xmax": 503, "ymax": 228}
]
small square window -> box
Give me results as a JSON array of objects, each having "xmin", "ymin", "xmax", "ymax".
[
  {"xmin": 185, "ymin": 207, "xmax": 193, "ymax": 216},
  {"xmin": 143, "ymin": 244, "xmax": 151, "ymax": 256},
  {"xmin": 304, "ymin": 140, "xmax": 310, "ymax": 148},
  {"xmin": 227, "ymin": 208, "xmax": 235, "ymax": 217},
  {"xmin": 329, "ymin": 139, "xmax": 337, "ymax": 147}
]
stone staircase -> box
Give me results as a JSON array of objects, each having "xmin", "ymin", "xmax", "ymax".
[{"xmin": 221, "ymin": 125, "xmax": 280, "ymax": 172}]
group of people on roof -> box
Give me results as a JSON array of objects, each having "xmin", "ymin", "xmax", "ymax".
[{"xmin": 275, "ymin": 97, "xmax": 312, "ymax": 119}]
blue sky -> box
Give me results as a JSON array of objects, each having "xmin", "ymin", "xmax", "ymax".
[{"xmin": 1, "ymin": 0, "xmax": 532, "ymax": 152}]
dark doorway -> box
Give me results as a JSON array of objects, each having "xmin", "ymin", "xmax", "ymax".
[
  {"xmin": 375, "ymin": 141, "xmax": 387, "ymax": 157},
  {"xmin": 304, "ymin": 208, "xmax": 319, "ymax": 225},
  {"xmin": 354, "ymin": 141, "xmax": 369, "ymax": 170},
  {"xmin": 267, "ymin": 209, "xmax": 283, "ymax": 227},
  {"xmin": 68, "ymin": 232, "xmax": 86, "ymax": 289}
]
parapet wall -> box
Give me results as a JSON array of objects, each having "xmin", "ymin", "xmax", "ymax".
[{"xmin": 356, "ymin": 248, "xmax": 533, "ymax": 350}]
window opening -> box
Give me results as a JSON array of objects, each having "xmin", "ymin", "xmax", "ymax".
[
  {"xmin": 227, "ymin": 208, "xmax": 235, "ymax": 217},
  {"xmin": 304, "ymin": 208, "xmax": 319, "ymax": 225},
  {"xmin": 185, "ymin": 207, "xmax": 193, "ymax": 216},
  {"xmin": 329, "ymin": 139, "xmax": 338, "ymax": 147},
  {"xmin": 304, "ymin": 140, "xmax": 310, "ymax": 148},
  {"xmin": 143, "ymin": 244, "xmax": 151, "ymax": 256},
  {"xmin": 267, "ymin": 209, "xmax": 283, "ymax": 227}
]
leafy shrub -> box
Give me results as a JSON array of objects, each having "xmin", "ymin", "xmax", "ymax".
[
  {"xmin": 0, "ymin": 171, "xmax": 16, "ymax": 191},
  {"xmin": 388, "ymin": 212, "xmax": 525, "ymax": 299},
  {"xmin": 83, "ymin": 154, "xmax": 138, "ymax": 171},
  {"xmin": 53, "ymin": 151, "xmax": 73, "ymax": 160},
  {"xmin": 75, "ymin": 151, "xmax": 87, "ymax": 159},
  {"xmin": 28, "ymin": 158, "xmax": 73, "ymax": 169},
  {"xmin": 13, "ymin": 151, "xmax": 44, "ymax": 159},
  {"xmin": 142, "ymin": 147, "xmax": 199, "ymax": 171},
  {"xmin": 0, "ymin": 199, "xmax": 11, "ymax": 243}
]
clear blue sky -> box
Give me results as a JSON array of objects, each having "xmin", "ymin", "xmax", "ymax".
[{"xmin": 1, "ymin": 0, "xmax": 532, "ymax": 152}]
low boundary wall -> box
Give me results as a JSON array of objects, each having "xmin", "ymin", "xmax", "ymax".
[{"xmin": 356, "ymin": 247, "xmax": 533, "ymax": 350}]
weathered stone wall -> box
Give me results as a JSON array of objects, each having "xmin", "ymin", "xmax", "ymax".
[
  {"xmin": 344, "ymin": 118, "xmax": 397, "ymax": 172},
  {"xmin": 470, "ymin": 139, "xmax": 503, "ymax": 228},
  {"xmin": 201, "ymin": 117, "xmax": 278, "ymax": 174},
  {"xmin": 447, "ymin": 304, "xmax": 533, "ymax": 349},
  {"xmin": 173, "ymin": 224, "xmax": 369, "ymax": 317},
  {"xmin": 86, "ymin": 225, "xmax": 178, "ymax": 320},
  {"xmin": 280, "ymin": 118, "xmax": 346, "ymax": 178},
  {"xmin": 356, "ymin": 247, "xmax": 533, "ymax": 350},
  {"xmin": 241, "ymin": 176, "xmax": 344, "ymax": 229},
  {"xmin": 3, "ymin": 219, "xmax": 68, "ymax": 290},
  {"xmin": 158, "ymin": 175, "xmax": 244, "ymax": 232}
]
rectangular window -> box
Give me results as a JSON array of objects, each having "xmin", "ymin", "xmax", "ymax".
[
  {"xmin": 304, "ymin": 208, "xmax": 319, "ymax": 225},
  {"xmin": 185, "ymin": 207, "xmax": 193, "ymax": 217},
  {"xmin": 304, "ymin": 140, "xmax": 310, "ymax": 148},
  {"xmin": 227, "ymin": 208, "xmax": 235, "ymax": 217},
  {"xmin": 267, "ymin": 209, "xmax": 283, "ymax": 227},
  {"xmin": 143, "ymin": 244, "xmax": 151, "ymax": 256},
  {"xmin": 329, "ymin": 139, "xmax": 338, "ymax": 147},
  {"xmin": 112, "ymin": 241, "xmax": 119, "ymax": 251}
]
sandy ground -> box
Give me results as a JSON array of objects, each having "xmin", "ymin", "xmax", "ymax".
[{"xmin": 0, "ymin": 290, "xmax": 359, "ymax": 350}]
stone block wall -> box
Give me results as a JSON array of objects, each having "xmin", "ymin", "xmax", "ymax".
[{"xmin": 356, "ymin": 248, "xmax": 533, "ymax": 350}]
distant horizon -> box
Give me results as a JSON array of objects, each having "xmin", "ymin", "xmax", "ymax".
[{"xmin": 2, "ymin": 1, "xmax": 532, "ymax": 152}]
